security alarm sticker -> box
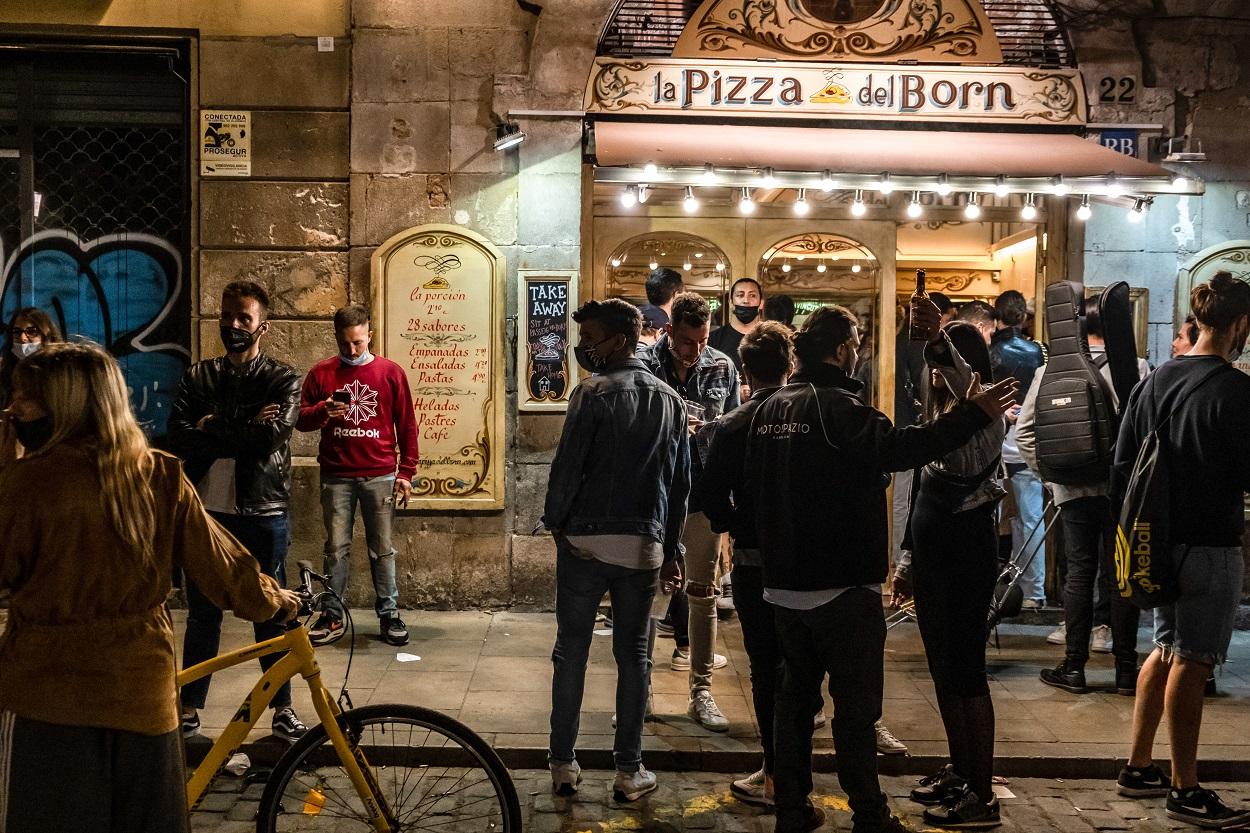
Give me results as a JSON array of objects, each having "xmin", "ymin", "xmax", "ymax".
[{"xmin": 201, "ymin": 111, "xmax": 251, "ymax": 176}]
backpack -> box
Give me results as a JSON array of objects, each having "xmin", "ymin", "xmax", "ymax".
[
  {"xmin": 1033, "ymin": 281, "xmax": 1117, "ymax": 485},
  {"xmin": 1114, "ymin": 362, "xmax": 1231, "ymax": 610}
]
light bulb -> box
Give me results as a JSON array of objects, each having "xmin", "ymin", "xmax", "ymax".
[
  {"xmin": 1021, "ymin": 194, "xmax": 1038, "ymax": 221},
  {"xmin": 682, "ymin": 186, "xmax": 699, "ymax": 214},
  {"xmin": 781, "ymin": 261, "xmax": 791, "ymax": 273},
  {"xmin": 819, "ymin": 170, "xmax": 835, "ymax": 192},
  {"xmin": 850, "ymin": 189, "xmax": 866, "ymax": 217},
  {"xmin": 683, "ymin": 261, "xmax": 693, "ymax": 271},
  {"xmin": 935, "ymin": 174, "xmax": 952, "ymax": 197},
  {"xmin": 993, "ymin": 176, "xmax": 1009, "ymax": 198},
  {"xmin": 643, "ymin": 161, "xmax": 658, "ymax": 177},
  {"xmin": 1128, "ymin": 198, "xmax": 1148, "ymax": 223},
  {"xmin": 649, "ymin": 260, "xmax": 659, "ymax": 270},
  {"xmin": 694, "ymin": 252, "xmax": 704, "ymax": 258},
  {"xmin": 1105, "ymin": 175, "xmax": 1123, "ymax": 198},
  {"xmin": 715, "ymin": 262, "xmax": 725, "ymax": 272},
  {"xmin": 817, "ymin": 263, "xmax": 827, "ymax": 273},
  {"xmin": 851, "ymin": 263, "xmax": 862, "ymax": 273},
  {"xmin": 1076, "ymin": 195, "xmax": 1092, "ymax": 221},
  {"xmin": 793, "ymin": 188, "xmax": 810, "ymax": 216},
  {"xmin": 1049, "ymin": 176, "xmax": 1068, "ymax": 196},
  {"xmin": 620, "ymin": 187, "xmax": 637, "ymax": 209},
  {"xmin": 610, "ymin": 258, "xmax": 621, "ymax": 267},
  {"xmin": 963, "ymin": 193, "xmax": 981, "ymax": 219},
  {"xmin": 906, "ymin": 191, "xmax": 923, "ymax": 218},
  {"xmin": 637, "ymin": 184, "xmax": 650, "ymax": 204},
  {"xmin": 1171, "ymin": 175, "xmax": 1190, "ymax": 192},
  {"xmin": 878, "ymin": 173, "xmax": 894, "ymax": 195},
  {"xmin": 700, "ymin": 163, "xmax": 718, "ymax": 184},
  {"xmin": 738, "ymin": 187, "xmax": 755, "ymax": 214}
]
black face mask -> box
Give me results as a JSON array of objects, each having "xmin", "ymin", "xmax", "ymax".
[
  {"xmin": 574, "ymin": 335, "xmax": 621, "ymax": 374},
  {"xmin": 732, "ymin": 305, "xmax": 760, "ymax": 325},
  {"xmin": 220, "ymin": 325, "xmax": 261, "ymax": 354},
  {"xmin": 13, "ymin": 415, "xmax": 53, "ymax": 452}
]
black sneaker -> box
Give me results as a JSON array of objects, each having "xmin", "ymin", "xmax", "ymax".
[
  {"xmin": 381, "ymin": 614, "xmax": 410, "ymax": 646},
  {"xmin": 776, "ymin": 803, "xmax": 825, "ymax": 833},
  {"xmin": 1166, "ymin": 785, "xmax": 1250, "ymax": 829},
  {"xmin": 1115, "ymin": 663, "xmax": 1139, "ymax": 696},
  {"xmin": 911, "ymin": 764, "xmax": 967, "ymax": 806},
  {"xmin": 1206, "ymin": 674, "xmax": 1218, "ymax": 697},
  {"xmin": 1039, "ymin": 660, "xmax": 1088, "ymax": 694},
  {"xmin": 272, "ymin": 706, "xmax": 308, "ymax": 744},
  {"xmin": 180, "ymin": 711, "xmax": 201, "ymax": 739},
  {"xmin": 1116, "ymin": 763, "xmax": 1168, "ymax": 798},
  {"xmin": 308, "ymin": 613, "xmax": 345, "ymax": 646},
  {"xmin": 923, "ymin": 789, "xmax": 1001, "ymax": 829}
]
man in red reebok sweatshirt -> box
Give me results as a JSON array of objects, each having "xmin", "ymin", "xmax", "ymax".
[{"xmin": 297, "ymin": 304, "xmax": 420, "ymax": 646}]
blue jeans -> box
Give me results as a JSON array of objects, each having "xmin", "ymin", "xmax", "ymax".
[
  {"xmin": 549, "ymin": 551, "xmax": 657, "ymax": 773},
  {"xmin": 320, "ymin": 475, "xmax": 399, "ymax": 619},
  {"xmin": 180, "ymin": 512, "xmax": 291, "ymax": 711},
  {"xmin": 1007, "ymin": 464, "xmax": 1047, "ymax": 603}
]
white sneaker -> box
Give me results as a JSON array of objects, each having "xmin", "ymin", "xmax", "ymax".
[
  {"xmin": 875, "ymin": 720, "xmax": 908, "ymax": 755},
  {"xmin": 812, "ymin": 710, "xmax": 828, "ymax": 731},
  {"xmin": 730, "ymin": 767, "xmax": 774, "ymax": 806},
  {"xmin": 716, "ymin": 583, "xmax": 736, "ymax": 612},
  {"xmin": 671, "ymin": 649, "xmax": 728, "ymax": 671},
  {"xmin": 1047, "ymin": 623, "xmax": 1067, "ymax": 645},
  {"xmin": 550, "ymin": 760, "xmax": 582, "ymax": 796},
  {"xmin": 1090, "ymin": 624, "xmax": 1113, "ymax": 654},
  {"xmin": 613, "ymin": 766, "xmax": 658, "ymax": 802},
  {"xmin": 688, "ymin": 690, "xmax": 730, "ymax": 732}
]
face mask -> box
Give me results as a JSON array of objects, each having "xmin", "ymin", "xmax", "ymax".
[
  {"xmin": 340, "ymin": 350, "xmax": 372, "ymax": 367},
  {"xmin": 732, "ymin": 305, "xmax": 760, "ymax": 325},
  {"xmin": 220, "ymin": 325, "xmax": 261, "ymax": 354},
  {"xmin": 11, "ymin": 341, "xmax": 39, "ymax": 360},
  {"xmin": 13, "ymin": 415, "xmax": 53, "ymax": 452},
  {"xmin": 574, "ymin": 335, "xmax": 620, "ymax": 374}
]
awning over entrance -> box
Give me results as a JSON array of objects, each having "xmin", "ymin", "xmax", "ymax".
[{"xmin": 591, "ymin": 121, "xmax": 1197, "ymax": 194}]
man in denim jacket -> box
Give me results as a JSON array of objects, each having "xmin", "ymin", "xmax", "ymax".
[{"xmin": 544, "ymin": 298, "xmax": 689, "ymax": 803}]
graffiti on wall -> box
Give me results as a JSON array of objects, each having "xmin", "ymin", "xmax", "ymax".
[{"xmin": 0, "ymin": 230, "xmax": 191, "ymax": 436}]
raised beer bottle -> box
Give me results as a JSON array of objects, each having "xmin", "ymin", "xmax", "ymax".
[{"xmin": 908, "ymin": 268, "xmax": 931, "ymax": 341}]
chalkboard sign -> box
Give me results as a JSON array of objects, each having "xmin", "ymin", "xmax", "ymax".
[{"xmin": 518, "ymin": 270, "xmax": 576, "ymax": 412}]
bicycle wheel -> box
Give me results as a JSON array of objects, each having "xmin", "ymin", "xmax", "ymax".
[{"xmin": 256, "ymin": 704, "xmax": 521, "ymax": 833}]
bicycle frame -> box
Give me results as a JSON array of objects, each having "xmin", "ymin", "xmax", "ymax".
[{"xmin": 177, "ymin": 624, "xmax": 399, "ymax": 831}]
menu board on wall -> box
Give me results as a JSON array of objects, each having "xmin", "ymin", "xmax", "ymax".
[
  {"xmin": 518, "ymin": 271, "xmax": 576, "ymax": 412},
  {"xmin": 372, "ymin": 225, "xmax": 505, "ymax": 510}
]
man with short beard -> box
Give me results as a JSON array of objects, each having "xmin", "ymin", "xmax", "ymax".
[{"xmin": 709, "ymin": 278, "xmax": 765, "ymax": 373}]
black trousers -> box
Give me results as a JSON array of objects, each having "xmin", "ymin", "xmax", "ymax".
[
  {"xmin": 0, "ymin": 712, "xmax": 189, "ymax": 833},
  {"xmin": 774, "ymin": 588, "xmax": 890, "ymax": 832},
  {"xmin": 1059, "ymin": 496, "xmax": 1140, "ymax": 667},
  {"xmin": 733, "ymin": 566, "xmax": 780, "ymax": 774}
]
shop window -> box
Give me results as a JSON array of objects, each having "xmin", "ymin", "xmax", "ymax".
[{"xmin": 606, "ymin": 231, "xmax": 731, "ymax": 318}]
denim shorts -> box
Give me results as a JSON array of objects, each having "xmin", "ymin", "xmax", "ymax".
[{"xmin": 1153, "ymin": 545, "xmax": 1245, "ymax": 666}]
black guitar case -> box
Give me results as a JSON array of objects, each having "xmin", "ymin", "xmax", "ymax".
[
  {"xmin": 1033, "ymin": 281, "xmax": 1116, "ymax": 486},
  {"xmin": 1099, "ymin": 281, "xmax": 1140, "ymax": 411}
]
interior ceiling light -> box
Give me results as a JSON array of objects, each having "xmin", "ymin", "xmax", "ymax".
[
  {"xmin": 993, "ymin": 176, "xmax": 1009, "ymax": 199},
  {"xmin": 1076, "ymin": 194, "xmax": 1092, "ymax": 221},
  {"xmin": 781, "ymin": 260, "xmax": 791, "ymax": 273},
  {"xmin": 877, "ymin": 172, "xmax": 895, "ymax": 195},
  {"xmin": 636, "ymin": 184, "xmax": 650, "ymax": 204},
  {"xmin": 793, "ymin": 188, "xmax": 811, "ymax": 216},
  {"xmin": 1049, "ymin": 175, "xmax": 1069, "ymax": 196},
  {"xmin": 964, "ymin": 192, "xmax": 981, "ymax": 219},
  {"xmin": 683, "ymin": 186, "xmax": 699, "ymax": 214},
  {"xmin": 738, "ymin": 187, "xmax": 756, "ymax": 214},
  {"xmin": 493, "ymin": 122, "xmax": 526, "ymax": 152},
  {"xmin": 817, "ymin": 262, "xmax": 827, "ymax": 273},
  {"xmin": 643, "ymin": 161, "xmax": 658, "ymax": 177},
  {"xmin": 649, "ymin": 260, "xmax": 659, "ymax": 270},
  {"xmin": 694, "ymin": 252, "xmax": 704, "ymax": 258},
  {"xmin": 619, "ymin": 186, "xmax": 637, "ymax": 209},
  {"xmin": 1105, "ymin": 174, "xmax": 1123, "ymax": 198},
  {"xmin": 850, "ymin": 189, "xmax": 867, "ymax": 217},
  {"xmin": 715, "ymin": 261, "xmax": 726, "ymax": 272},
  {"xmin": 935, "ymin": 174, "xmax": 952, "ymax": 197},
  {"xmin": 1128, "ymin": 197, "xmax": 1148, "ymax": 223},
  {"xmin": 700, "ymin": 163, "xmax": 718, "ymax": 184},
  {"xmin": 819, "ymin": 170, "xmax": 835, "ymax": 192},
  {"xmin": 851, "ymin": 263, "xmax": 862, "ymax": 273},
  {"xmin": 1171, "ymin": 174, "xmax": 1190, "ymax": 192},
  {"xmin": 1021, "ymin": 193, "xmax": 1038, "ymax": 221},
  {"xmin": 906, "ymin": 191, "xmax": 923, "ymax": 219},
  {"xmin": 683, "ymin": 260, "xmax": 693, "ymax": 271},
  {"xmin": 610, "ymin": 257, "xmax": 622, "ymax": 267}
]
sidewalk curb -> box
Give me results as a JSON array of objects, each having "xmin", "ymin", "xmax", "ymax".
[{"xmin": 194, "ymin": 742, "xmax": 1250, "ymax": 783}]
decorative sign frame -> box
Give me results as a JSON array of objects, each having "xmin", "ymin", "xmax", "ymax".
[
  {"xmin": 372, "ymin": 224, "xmax": 505, "ymax": 510},
  {"xmin": 518, "ymin": 270, "xmax": 577, "ymax": 413}
]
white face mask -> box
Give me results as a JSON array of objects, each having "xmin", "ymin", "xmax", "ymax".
[
  {"xmin": 12, "ymin": 341, "xmax": 39, "ymax": 360},
  {"xmin": 340, "ymin": 349, "xmax": 372, "ymax": 367}
]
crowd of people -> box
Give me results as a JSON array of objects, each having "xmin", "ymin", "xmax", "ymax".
[{"xmin": 543, "ymin": 268, "xmax": 1250, "ymax": 831}]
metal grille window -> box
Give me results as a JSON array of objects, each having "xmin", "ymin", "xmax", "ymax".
[
  {"xmin": 598, "ymin": 0, "xmax": 1076, "ymax": 67},
  {"xmin": 0, "ymin": 42, "xmax": 192, "ymax": 437}
]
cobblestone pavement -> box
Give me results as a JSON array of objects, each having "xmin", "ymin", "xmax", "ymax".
[{"xmin": 190, "ymin": 769, "xmax": 1250, "ymax": 832}]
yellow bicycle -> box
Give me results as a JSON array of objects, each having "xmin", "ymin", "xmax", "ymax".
[{"xmin": 178, "ymin": 561, "xmax": 521, "ymax": 832}]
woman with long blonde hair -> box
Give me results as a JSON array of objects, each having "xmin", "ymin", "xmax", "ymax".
[{"xmin": 0, "ymin": 341, "xmax": 299, "ymax": 833}]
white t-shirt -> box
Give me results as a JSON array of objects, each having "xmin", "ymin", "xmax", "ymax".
[{"xmin": 565, "ymin": 534, "xmax": 663, "ymax": 571}]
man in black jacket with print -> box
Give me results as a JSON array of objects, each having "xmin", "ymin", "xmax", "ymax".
[{"xmin": 745, "ymin": 305, "xmax": 1017, "ymax": 833}]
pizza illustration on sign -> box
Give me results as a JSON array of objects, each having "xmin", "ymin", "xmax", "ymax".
[{"xmin": 810, "ymin": 81, "xmax": 851, "ymax": 104}]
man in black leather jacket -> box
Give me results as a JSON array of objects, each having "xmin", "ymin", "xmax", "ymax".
[{"xmin": 167, "ymin": 280, "xmax": 306, "ymax": 744}]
